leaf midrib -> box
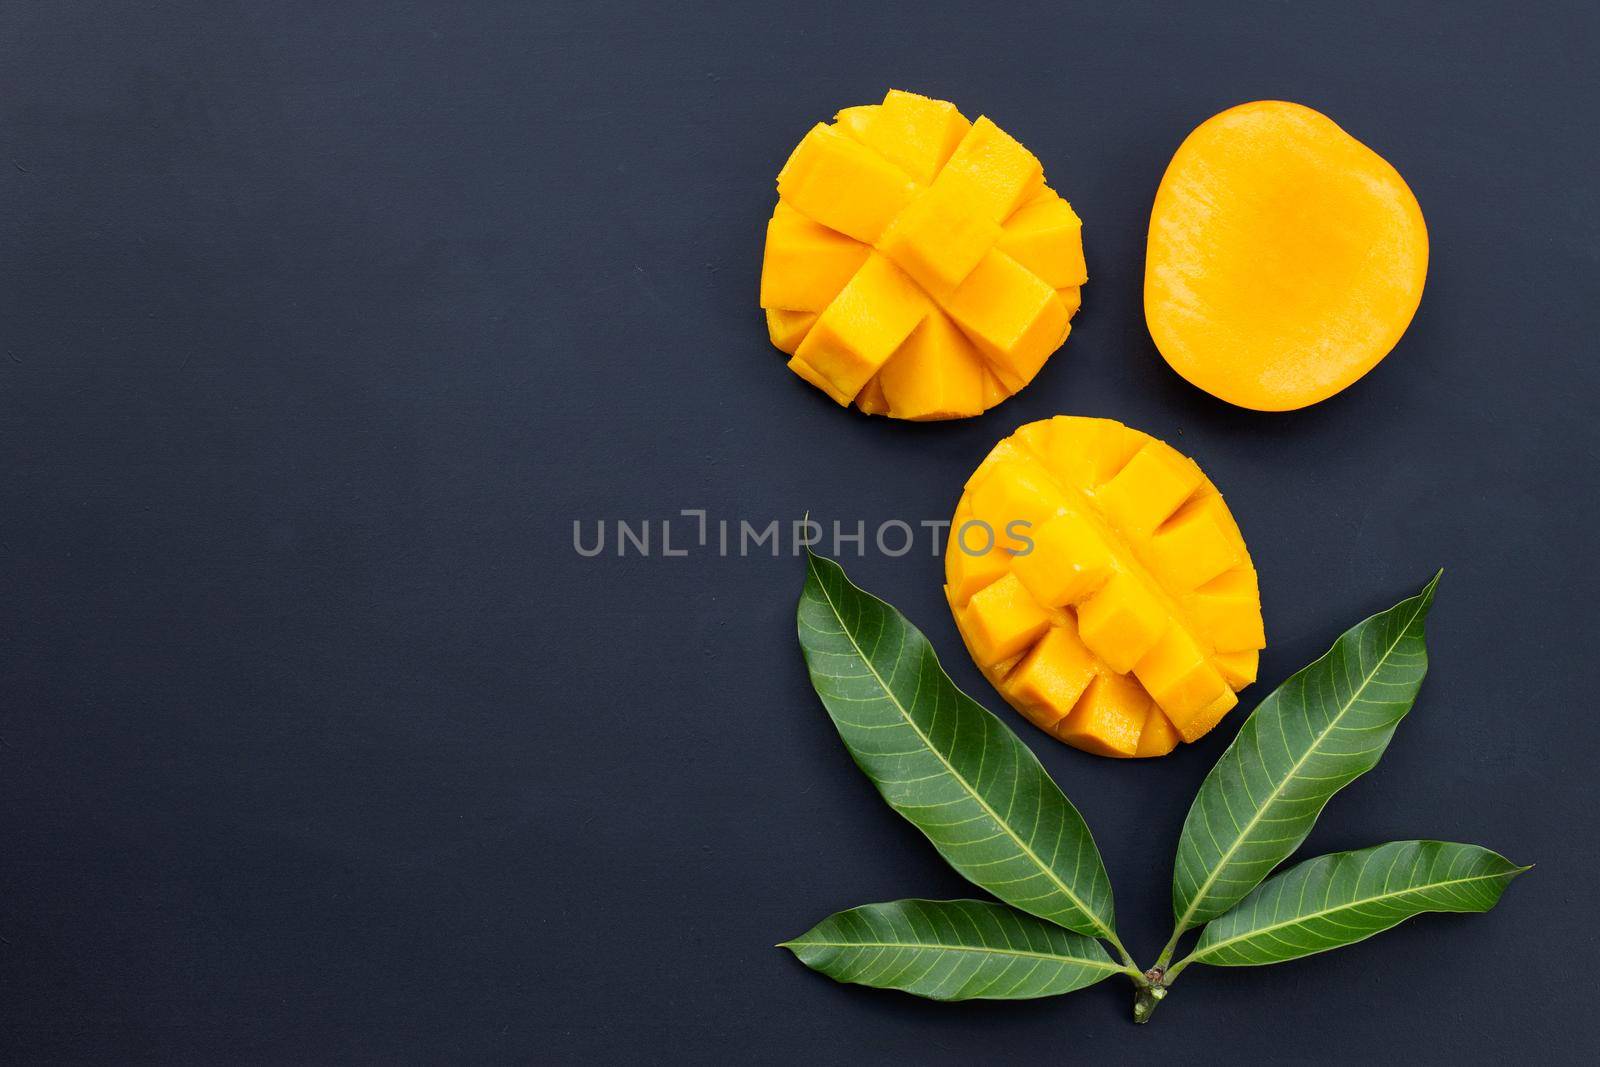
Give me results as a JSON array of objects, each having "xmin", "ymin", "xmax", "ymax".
[
  {"xmin": 1174, "ymin": 594, "xmax": 1427, "ymax": 933},
  {"xmin": 1190, "ymin": 868, "xmax": 1511, "ymax": 962},
  {"xmin": 787, "ymin": 939, "xmax": 1122, "ymax": 969},
  {"xmin": 809, "ymin": 556, "xmax": 1111, "ymax": 941}
]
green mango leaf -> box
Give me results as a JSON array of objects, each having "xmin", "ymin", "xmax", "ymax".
[
  {"xmin": 783, "ymin": 899, "xmax": 1123, "ymax": 1000},
  {"xmin": 796, "ymin": 550, "xmax": 1118, "ymax": 945},
  {"xmin": 1179, "ymin": 841, "xmax": 1527, "ymax": 969},
  {"xmin": 1170, "ymin": 574, "xmax": 1439, "ymax": 935}
]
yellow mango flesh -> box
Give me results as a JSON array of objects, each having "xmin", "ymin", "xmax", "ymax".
[
  {"xmin": 945, "ymin": 417, "xmax": 1266, "ymax": 758},
  {"xmin": 1145, "ymin": 100, "xmax": 1428, "ymax": 411},
  {"xmin": 760, "ymin": 90, "xmax": 1086, "ymax": 419}
]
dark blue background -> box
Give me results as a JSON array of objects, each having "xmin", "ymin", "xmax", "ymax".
[{"xmin": 3, "ymin": 1, "xmax": 1596, "ymax": 1061}]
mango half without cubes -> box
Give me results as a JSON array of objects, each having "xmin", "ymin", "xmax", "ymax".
[
  {"xmin": 946, "ymin": 418, "xmax": 1265, "ymax": 757},
  {"xmin": 760, "ymin": 90, "xmax": 1086, "ymax": 419},
  {"xmin": 1145, "ymin": 101, "xmax": 1428, "ymax": 411}
]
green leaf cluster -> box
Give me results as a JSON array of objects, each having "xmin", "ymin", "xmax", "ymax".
[{"xmin": 786, "ymin": 552, "xmax": 1525, "ymax": 1022}]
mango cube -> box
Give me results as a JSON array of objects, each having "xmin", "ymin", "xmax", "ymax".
[
  {"xmin": 1135, "ymin": 704, "xmax": 1181, "ymax": 758},
  {"xmin": 878, "ymin": 183, "xmax": 1000, "ymax": 299},
  {"xmin": 944, "ymin": 250, "xmax": 1071, "ymax": 383},
  {"xmin": 1095, "ymin": 441, "xmax": 1203, "ymax": 537},
  {"xmin": 765, "ymin": 308, "xmax": 817, "ymax": 354},
  {"xmin": 968, "ymin": 458, "xmax": 1068, "ymax": 552},
  {"xmin": 946, "ymin": 516, "xmax": 1011, "ymax": 606},
  {"xmin": 1053, "ymin": 674, "xmax": 1147, "ymax": 758},
  {"xmin": 1188, "ymin": 567, "xmax": 1267, "ymax": 652},
  {"xmin": 854, "ymin": 373, "xmax": 889, "ymax": 415},
  {"xmin": 1058, "ymin": 286, "xmax": 1082, "ymax": 318},
  {"xmin": 933, "ymin": 116, "xmax": 1043, "ymax": 223},
  {"xmin": 792, "ymin": 253, "xmax": 929, "ymax": 405},
  {"xmin": 1148, "ymin": 493, "xmax": 1243, "ymax": 589},
  {"xmin": 999, "ymin": 193, "xmax": 1088, "ymax": 288},
  {"xmin": 1172, "ymin": 689, "xmax": 1239, "ymax": 744},
  {"xmin": 861, "ymin": 89, "xmax": 970, "ymax": 185},
  {"xmin": 777, "ymin": 123, "xmax": 917, "ymax": 243},
  {"xmin": 876, "ymin": 310, "xmax": 985, "ymax": 420},
  {"xmin": 759, "ymin": 209, "xmax": 872, "ymax": 311},
  {"xmin": 1076, "ymin": 572, "xmax": 1169, "ymax": 674},
  {"xmin": 833, "ymin": 105, "xmax": 878, "ymax": 142},
  {"xmin": 1134, "ymin": 625, "xmax": 1230, "ymax": 722},
  {"xmin": 1213, "ymin": 648, "xmax": 1259, "ymax": 688},
  {"xmin": 963, "ymin": 572, "xmax": 1052, "ymax": 666},
  {"xmin": 1009, "ymin": 511, "xmax": 1114, "ymax": 609},
  {"xmin": 1004, "ymin": 625, "xmax": 1099, "ymax": 727},
  {"xmin": 1021, "ymin": 416, "xmax": 1141, "ymax": 491}
]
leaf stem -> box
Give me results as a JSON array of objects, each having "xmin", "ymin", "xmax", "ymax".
[
  {"xmin": 1152, "ymin": 926, "xmax": 1186, "ymax": 973},
  {"xmin": 1105, "ymin": 932, "xmax": 1141, "ymax": 976},
  {"xmin": 1161, "ymin": 955, "xmax": 1194, "ymax": 983}
]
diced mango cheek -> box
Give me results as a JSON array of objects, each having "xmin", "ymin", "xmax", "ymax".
[
  {"xmin": 766, "ymin": 97, "xmax": 1083, "ymax": 419},
  {"xmin": 1002, "ymin": 625, "xmax": 1099, "ymax": 727},
  {"xmin": 862, "ymin": 89, "xmax": 971, "ymax": 185},
  {"xmin": 766, "ymin": 309, "xmax": 817, "ymax": 354},
  {"xmin": 1134, "ymin": 705, "xmax": 1181, "ymax": 758},
  {"xmin": 944, "ymin": 251, "xmax": 1070, "ymax": 383},
  {"xmin": 1009, "ymin": 511, "xmax": 1113, "ymax": 609},
  {"xmin": 948, "ymin": 416, "xmax": 1265, "ymax": 756},
  {"xmin": 963, "ymin": 573, "xmax": 1052, "ymax": 666},
  {"xmin": 1075, "ymin": 574, "xmax": 1168, "ymax": 674},
  {"xmin": 1053, "ymin": 675, "xmax": 1145, "ymax": 758},
  {"xmin": 777, "ymin": 123, "xmax": 917, "ymax": 243},
  {"xmin": 1094, "ymin": 442, "xmax": 1204, "ymax": 538}
]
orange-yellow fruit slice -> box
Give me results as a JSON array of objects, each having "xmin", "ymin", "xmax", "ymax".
[
  {"xmin": 761, "ymin": 90, "xmax": 1086, "ymax": 419},
  {"xmin": 945, "ymin": 417, "xmax": 1266, "ymax": 758},
  {"xmin": 1145, "ymin": 100, "xmax": 1427, "ymax": 411}
]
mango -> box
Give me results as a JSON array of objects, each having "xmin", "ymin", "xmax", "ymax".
[
  {"xmin": 945, "ymin": 417, "xmax": 1266, "ymax": 758},
  {"xmin": 1145, "ymin": 101, "xmax": 1428, "ymax": 411},
  {"xmin": 790, "ymin": 252, "xmax": 931, "ymax": 405},
  {"xmin": 760, "ymin": 90, "xmax": 1086, "ymax": 419}
]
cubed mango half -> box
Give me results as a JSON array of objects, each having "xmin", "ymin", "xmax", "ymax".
[
  {"xmin": 761, "ymin": 91, "xmax": 1084, "ymax": 419},
  {"xmin": 946, "ymin": 416, "xmax": 1266, "ymax": 758}
]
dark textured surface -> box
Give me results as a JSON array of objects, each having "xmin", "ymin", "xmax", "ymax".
[{"xmin": 3, "ymin": 1, "xmax": 1596, "ymax": 1061}]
